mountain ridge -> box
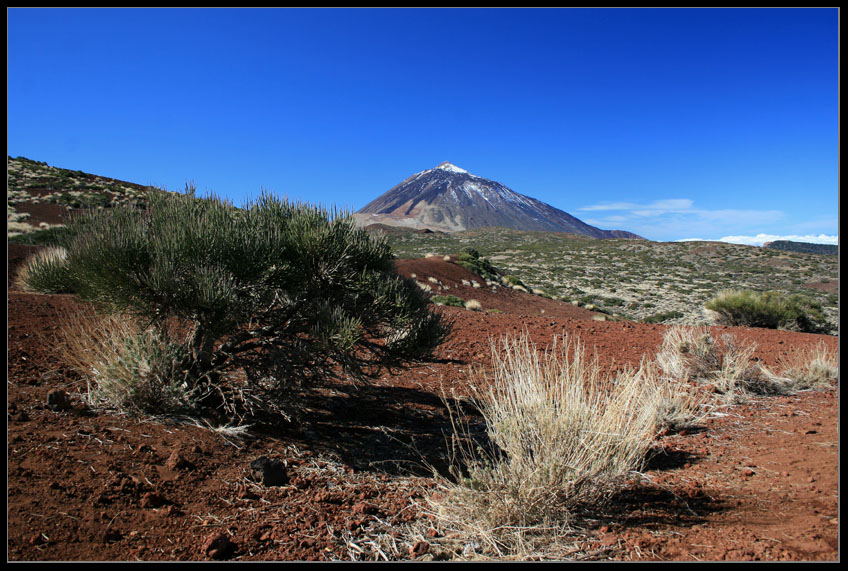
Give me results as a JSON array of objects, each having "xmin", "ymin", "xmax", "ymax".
[{"xmin": 762, "ymin": 240, "xmax": 837, "ymax": 256}]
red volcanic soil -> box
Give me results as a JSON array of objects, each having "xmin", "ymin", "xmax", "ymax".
[{"xmin": 7, "ymin": 246, "xmax": 839, "ymax": 561}]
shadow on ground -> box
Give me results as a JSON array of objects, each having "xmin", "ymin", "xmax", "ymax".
[{"xmin": 246, "ymin": 381, "xmax": 469, "ymax": 478}]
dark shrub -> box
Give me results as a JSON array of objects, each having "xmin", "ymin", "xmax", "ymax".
[
  {"xmin": 704, "ymin": 289, "xmax": 828, "ymax": 333},
  {"xmin": 55, "ymin": 186, "xmax": 451, "ymax": 421}
]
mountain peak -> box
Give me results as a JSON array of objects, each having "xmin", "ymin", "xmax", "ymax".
[
  {"xmin": 434, "ymin": 161, "xmax": 469, "ymax": 175},
  {"xmin": 356, "ymin": 163, "xmax": 644, "ymax": 239}
]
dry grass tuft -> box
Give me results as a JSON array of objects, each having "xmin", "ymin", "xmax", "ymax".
[
  {"xmin": 656, "ymin": 325, "xmax": 765, "ymax": 403},
  {"xmin": 428, "ymin": 334, "xmax": 663, "ymax": 557},
  {"xmin": 57, "ymin": 307, "xmax": 196, "ymax": 415},
  {"xmin": 759, "ymin": 342, "xmax": 839, "ymax": 392},
  {"xmin": 656, "ymin": 325, "xmax": 837, "ymax": 403},
  {"xmin": 15, "ymin": 245, "xmax": 72, "ymax": 293}
]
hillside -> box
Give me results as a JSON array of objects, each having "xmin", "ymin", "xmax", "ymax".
[
  {"xmin": 375, "ymin": 227, "xmax": 839, "ymax": 334},
  {"xmin": 8, "ymin": 157, "xmax": 838, "ymax": 334},
  {"xmin": 7, "ymin": 156, "xmax": 160, "ymax": 239},
  {"xmin": 7, "ymin": 245, "xmax": 840, "ymax": 561}
]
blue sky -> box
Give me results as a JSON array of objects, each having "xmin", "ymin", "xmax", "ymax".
[{"xmin": 8, "ymin": 8, "xmax": 838, "ymax": 245}]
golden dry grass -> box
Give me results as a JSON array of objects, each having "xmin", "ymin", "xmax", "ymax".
[{"xmin": 429, "ymin": 334, "xmax": 664, "ymax": 556}]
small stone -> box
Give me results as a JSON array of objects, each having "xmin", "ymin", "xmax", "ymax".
[
  {"xmin": 352, "ymin": 502, "xmax": 377, "ymax": 515},
  {"xmin": 202, "ymin": 532, "xmax": 236, "ymax": 560},
  {"xmin": 165, "ymin": 449, "xmax": 195, "ymax": 471},
  {"xmin": 140, "ymin": 491, "xmax": 167, "ymax": 508},
  {"xmin": 257, "ymin": 529, "xmax": 273, "ymax": 542},
  {"xmin": 103, "ymin": 529, "xmax": 123, "ymax": 543},
  {"xmin": 410, "ymin": 540, "xmax": 430, "ymax": 557},
  {"xmin": 249, "ymin": 456, "xmax": 289, "ymax": 487},
  {"xmin": 165, "ymin": 505, "xmax": 184, "ymax": 517},
  {"xmin": 46, "ymin": 389, "xmax": 71, "ymax": 411}
]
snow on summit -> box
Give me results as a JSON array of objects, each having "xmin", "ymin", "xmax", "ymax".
[{"xmin": 434, "ymin": 161, "xmax": 470, "ymax": 175}]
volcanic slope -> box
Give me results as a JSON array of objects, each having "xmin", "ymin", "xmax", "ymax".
[
  {"xmin": 355, "ymin": 162, "xmax": 643, "ymax": 238},
  {"xmin": 7, "ymin": 247, "xmax": 838, "ymax": 562}
]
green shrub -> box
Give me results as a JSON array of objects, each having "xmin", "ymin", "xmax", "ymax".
[
  {"xmin": 642, "ymin": 310, "xmax": 684, "ymax": 324},
  {"xmin": 704, "ymin": 289, "xmax": 828, "ymax": 333},
  {"xmin": 501, "ymin": 275, "xmax": 526, "ymax": 289},
  {"xmin": 52, "ymin": 186, "xmax": 451, "ymax": 421},
  {"xmin": 431, "ymin": 294, "xmax": 465, "ymax": 307},
  {"xmin": 456, "ymin": 247, "xmax": 500, "ymax": 283}
]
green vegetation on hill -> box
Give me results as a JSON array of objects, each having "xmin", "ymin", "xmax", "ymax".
[
  {"xmin": 455, "ymin": 246, "xmax": 501, "ymax": 283},
  {"xmin": 7, "ymin": 155, "xmax": 161, "ymax": 238},
  {"xmin": 379, "ymin": 227, "xmax": 838, "ymax": 334}
]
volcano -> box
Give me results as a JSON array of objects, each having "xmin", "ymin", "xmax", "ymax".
[{"xmin": 354, "ymin": 162, "xmax": 642, "ymax": 238}]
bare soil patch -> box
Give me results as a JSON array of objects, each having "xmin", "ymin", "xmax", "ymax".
[
  {"xmin": 803, "ymin": 280, "xmax": 839, "ymax": 294},
  {"xmin": 7, "ymin": 250, "xmax": 839, "ymax": 561}
]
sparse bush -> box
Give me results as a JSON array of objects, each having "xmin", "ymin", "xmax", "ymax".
[
  {"xmin": 656, "ymin": 325, "xmax": 783, "ymax": 402},
  {"xmin": 49, "ymin": 186, "xmax": 451, "ymax": 422},
  {"xmin": 652, "ymin": 374, "xmax": 710, "ymax": 433},
  {"xmin": 704, "ymin": 289, "xmax": 828, "ymax": 333},
  {"xmin": 15, "ymin": 245, "xmax": 74, "ymax": 293},
  {"xmin": 464, "ymin": 299, "xmax": 482, "ymax": 311},
  {"xmin": 431, "ymin": 335, "xmax": 662, "ymax": 554}
]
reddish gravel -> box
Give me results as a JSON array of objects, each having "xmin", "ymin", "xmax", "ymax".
[{"xmin": 7, "ymin": 246, "xmax": 839, "ymax": 561}]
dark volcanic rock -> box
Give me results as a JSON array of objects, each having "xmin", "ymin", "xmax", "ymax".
[
  {"xmin": 249, "ymin": 456, "xmax": 289, "ymax": 487},
  {"xmin": 46, "ymin": 389, "xmax": 71, "ymax": 411}
]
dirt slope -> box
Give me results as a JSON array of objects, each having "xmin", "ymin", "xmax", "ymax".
[{"xmin": 7, "ymin": 248, "xmax": 839, "ymax": 561}]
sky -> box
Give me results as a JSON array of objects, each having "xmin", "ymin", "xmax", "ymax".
[{"xmin": 7, "ymin": 8, "xmax": 839, "ymax": 245}]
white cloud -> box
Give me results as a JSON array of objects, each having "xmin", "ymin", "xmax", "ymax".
[
  {"xmin": 679, "ymin": 233, "xmax": 839, "ymax": 247},
  {"xmin": 577, "ymin": 197, "xmax": 790, "ymax": 241},
  {"xmin": 579, "ymin": 198, "xmax": 693, "ymax": 213}
]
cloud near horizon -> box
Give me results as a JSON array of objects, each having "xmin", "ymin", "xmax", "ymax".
[
  {"xmin": 575, "ymin": 198, "xmax": 832, "ymax": 244},
  {"xmin": 679, "ymin": 233, "xmax": 839, "ymax": 247}
]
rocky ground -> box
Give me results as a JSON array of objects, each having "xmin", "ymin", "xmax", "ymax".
[{"xmin": 7, "ymin": 245, "xmax": 840, "ymax": 562}]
